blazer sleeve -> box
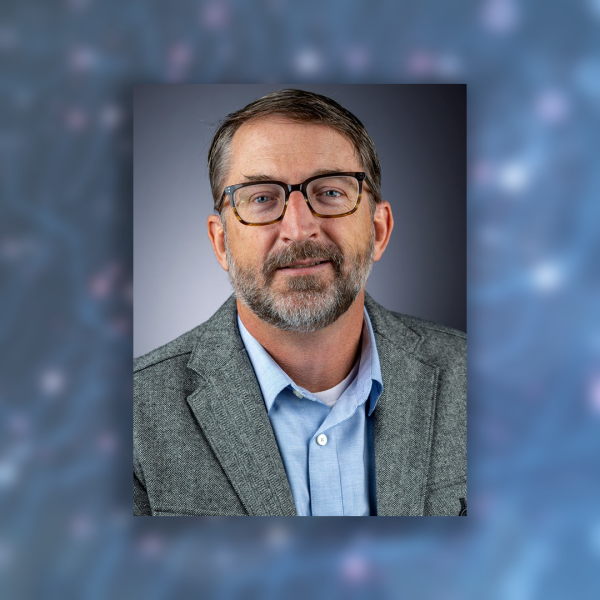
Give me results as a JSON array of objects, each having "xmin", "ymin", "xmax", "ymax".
[{"xmin": 133, "ymin": 470, "xmax": 152, "ymax": 516}]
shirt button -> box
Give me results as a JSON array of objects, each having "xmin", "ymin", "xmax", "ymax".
[
  {"xmin": 316, "ymin": 434, "xmax": 328, "ymax": 446},
  {"xmin": 292, "ymin": 389, "xmax": 303, "ymax": 398}
]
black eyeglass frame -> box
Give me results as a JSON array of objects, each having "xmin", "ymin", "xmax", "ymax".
[{"xmin": 219, "ymin": 172, "xmax": 368, "ymax": 226}]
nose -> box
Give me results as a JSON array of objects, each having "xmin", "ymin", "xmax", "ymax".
[{"xmin": 278, "ymin": 190, "xmax": 320, "ymax": 243}]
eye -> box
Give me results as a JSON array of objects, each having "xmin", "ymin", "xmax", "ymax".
[
  {"xmin": 315, "ymin": 187, "xmax": 346, "ymax": 200},
  {"xmin": 247, "ymin": 192, "xmax": 280, "ymax": 206}
]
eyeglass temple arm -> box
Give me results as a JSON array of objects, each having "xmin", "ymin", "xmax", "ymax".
[{"xmin": 217, "ymin": 191, "xmax": 228, "ymax": 213}]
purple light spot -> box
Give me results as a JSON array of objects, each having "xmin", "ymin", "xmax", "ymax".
[
  {"xmin": 407, "ymin": 51, "xmax": 433, "ymax": 75},
  {"xmin": 294, "ymin": 49, "xmax": 322, "ymax": 75},
  {"xmin": 139, "ymin": 535, "xmax": 164, "ymax": 558},
  {"xmin": 169, "ymin": 42, "xmax": 191, "ymax": 68},
  {"xmin": 69, "ymin": 47, "xmax": 97, "ymax": 72},
  {"xmin": 65, "ymin": 108, "xmax": 87, "ymax": 131},
  {"xmin": 90, "ymin": 273, "xmax": 111, "ymax": 298},
  {"xmin": 200, "ymin": 2, "xmax": 230, "ymax": 29},
  {"xmin": 100, "ymin": 105, "xmax": 121, "ymax": 129},
  {"xmin": 96, "ymin": 432, "xmax": 116, "ymax": 454},
  {"xmin": 472, "ymin": 161, "xmax": 493, "ymax": 185},
  {"xmin": 341, "ymin": 554, "xmax": 371, "ymax": 583},
  {"xmin": 589, "ymin": 376, "xmax": 600, "ymax": 414},
  {"xmin": 70, "ymin": 516, "xmax": 93, "ymax": 540},
  {"xmin": 345, "ymin": 47, "xmax": 369, "ymax": 72},
  {"xmin": 535, "ymin": 90, "xmax": 569, "ymax": 123},
  {"xmin": 112, "ymin": 317, "xmax": 130, "ymax": 335},
  {"xmin": 40, "ymin": 369, "xmax": 65, "ymax": 395},
  {"xmin": 481, "ymin": 0, "xmax": 519, "ymax": 34},
  {"xmin": 8, "ymin": 414, "xmax": 29, "ymax": 436}
]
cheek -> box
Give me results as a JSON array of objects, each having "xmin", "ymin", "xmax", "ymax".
[
  {"xmin": 228, "ymin": 230, "xmax": 272, "ymax": 266},
  {"xmin": 334, "ymin": 223, "xmax": 372, "ymax": 257}
]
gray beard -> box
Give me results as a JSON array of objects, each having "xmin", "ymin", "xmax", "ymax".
[{"xmin": 224, "ymin": 231, "xmax": 375, "ymax": 333}]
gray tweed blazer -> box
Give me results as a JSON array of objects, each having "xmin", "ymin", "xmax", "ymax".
[{"xmin": 134, "ymin": 294, "xmax": 466, "ymax": 517}]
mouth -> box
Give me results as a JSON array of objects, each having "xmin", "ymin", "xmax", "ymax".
[{"xmin": 277, "ymin": 260, "xmax": 331, "ymax": 274}]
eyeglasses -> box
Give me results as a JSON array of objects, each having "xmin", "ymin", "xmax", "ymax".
[{"xmin": 220, "ymin": 172, "xmax": 368, "ymax": 226}]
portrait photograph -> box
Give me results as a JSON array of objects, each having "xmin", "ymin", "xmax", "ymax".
[{"xmin": 133, "ymin": 84, "xmax": 466, "ymax": 516}]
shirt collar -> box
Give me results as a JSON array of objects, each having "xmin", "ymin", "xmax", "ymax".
[
  {"xmin": 237, "ymin": 316, "xmax": 292, "ymax": 413},
  {"xmin": 237, "ymin": 307, "xmax": 383, "ymax": 415}
]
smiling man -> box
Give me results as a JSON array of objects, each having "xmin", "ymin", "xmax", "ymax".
[{"xmin": 134, "ymin": 89, "xmax": 466, "ymax": 517}]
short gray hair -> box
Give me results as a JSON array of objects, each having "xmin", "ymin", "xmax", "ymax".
[{"xmin": 207, "ymin": 88, "xmax": 382, "ymax": 213}]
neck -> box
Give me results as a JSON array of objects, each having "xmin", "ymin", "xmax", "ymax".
[{"xmin": 237, "ymin": 291, "xmax": 366, "ymax": 393}]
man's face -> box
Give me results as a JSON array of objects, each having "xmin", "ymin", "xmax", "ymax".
[{"xmin": 220, "ymin": 117, "xmax": 377, "ymax": 332}]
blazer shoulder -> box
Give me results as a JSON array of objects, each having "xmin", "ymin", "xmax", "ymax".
[
  {"xmin": 392, "ymin": 311, "xmax": 466, "ymax": 367},
  {"xmin": 134, "ymin": 324, "xmax": 208, "ymax": 419},
  {"xmin": 134, "ymin": 324, "xmax": 204, "ymax": 374},
  {"xmin": 391, "ymin": 311, "xmax": 466, "ymax": 343},
  {"xmin": 134, "ymin": 295, "xmax": 240, "ymax": 378},
  {"xmin": 365, "ymin": 294, "xmax": 465, "ymax": 367}
]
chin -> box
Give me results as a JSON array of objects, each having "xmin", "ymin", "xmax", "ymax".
[
  {"xmin": 230, "ymin": 262, "xmax": 367, "ymax": 332},
  {"xmin": 263, "ymin": 287, "xmax": 357, "ymax": 333},
  {"xmin": 273, "ymin": 289, "xmax": 334, "ymax": 312}
]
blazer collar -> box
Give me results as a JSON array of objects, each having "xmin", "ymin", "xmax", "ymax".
[{"xmin": 185, "ymin": 296, "xmax": 296, "ymax": 516}]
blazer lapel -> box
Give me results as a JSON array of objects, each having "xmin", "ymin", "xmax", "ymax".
[
  {"xmin": 186, "ymin": 297, "xmax": 296, "ymax": 517},
  {"xmin": 366, "ymin": 295, "xmax": 439, "ymax": 516}
]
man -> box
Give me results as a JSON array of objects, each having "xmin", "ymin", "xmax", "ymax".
[{"xmin": 134, "ymin": 88, "xmax": 466, "ymax": 516}]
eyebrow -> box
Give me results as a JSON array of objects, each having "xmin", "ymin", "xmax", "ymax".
[{"xmin": 241, "ymin": 168, "xmax": 349, "ymax": 182}]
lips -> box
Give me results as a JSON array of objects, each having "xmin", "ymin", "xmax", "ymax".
[{"xmin": 280, "ymin": 260, "xmax": 329, "ymax": 270}]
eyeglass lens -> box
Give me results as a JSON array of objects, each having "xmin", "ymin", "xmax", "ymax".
[{"xmin": 233, "ymin": 176, "xmax": 359, "ymax": 224}]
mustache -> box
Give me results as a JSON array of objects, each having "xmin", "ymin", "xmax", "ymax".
[{"xmin": 262, "ymin": 241, "xmax": 344, "ymax": 283}]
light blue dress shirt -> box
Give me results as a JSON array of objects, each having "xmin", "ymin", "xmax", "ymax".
[{"xmin": 237, "ymin": 308, "xmax": 383, "ymax": 516}]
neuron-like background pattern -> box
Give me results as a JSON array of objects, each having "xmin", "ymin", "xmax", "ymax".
[{"xmin": 1, "ymin": 1, "xmax": 600, "ymax": 598}]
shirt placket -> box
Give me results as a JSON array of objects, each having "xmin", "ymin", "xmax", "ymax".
[{"xmin": 308, "ymin": 425, "xmax": 344, "ymax": 516}]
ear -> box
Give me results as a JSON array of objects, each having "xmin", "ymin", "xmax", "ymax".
[
  {"xmin": 372, "ymin": 201, "xmax": 394, "ymax": 262},
  {"xmin": 207, "ymin": 214, "xmax": 229, "ymax": 271}
]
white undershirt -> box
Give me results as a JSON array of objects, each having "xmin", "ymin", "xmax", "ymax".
[{"xmin": 312, "ymin": 357, "xmax": 360, "ymax": 408}]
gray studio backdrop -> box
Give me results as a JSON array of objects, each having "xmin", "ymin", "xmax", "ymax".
[{"xmin": 134, "ymin": 84, "xmax": 466, "ymax": 358}]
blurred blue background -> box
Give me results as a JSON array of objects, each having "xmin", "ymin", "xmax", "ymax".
[{"xmin": 2, "ymin": 1, "xmax": 600, "ymax": 598}]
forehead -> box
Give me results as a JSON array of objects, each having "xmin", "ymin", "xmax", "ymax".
[{"xmin": 227, "ymin": 117, "xmax": 361, "ymax": 182}]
